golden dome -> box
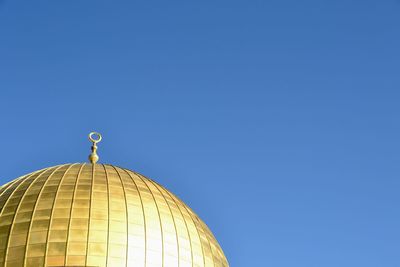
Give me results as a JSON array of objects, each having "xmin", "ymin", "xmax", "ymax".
[{"xmin": 0, "ymin": 163, "xmax": 228, "ymax": 267}]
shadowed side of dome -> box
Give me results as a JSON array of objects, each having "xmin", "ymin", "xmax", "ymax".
[{"xmin": 0, "ymin": 163, "xmax": 228, "ymax": 267}]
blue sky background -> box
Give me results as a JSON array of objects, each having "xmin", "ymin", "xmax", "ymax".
[{"xmin": 1, "ymin": 1, "xmax": 400, "ymax": 266}]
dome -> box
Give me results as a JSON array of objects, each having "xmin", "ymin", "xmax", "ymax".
[{"xmin": 0, "ymin": 163, "xmax": 228, "ymax": 267}]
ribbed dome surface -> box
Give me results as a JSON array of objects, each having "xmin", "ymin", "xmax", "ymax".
[{"xmin": 0, "ymin": 163, "xmax": 228, "ymax": 267}]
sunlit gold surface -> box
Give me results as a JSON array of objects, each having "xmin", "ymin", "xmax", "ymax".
[{"xmin": 0, "ymin": 164, "xmax": 228, "ymax": 267}]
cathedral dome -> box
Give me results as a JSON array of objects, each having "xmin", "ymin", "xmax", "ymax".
[{"xmin": 0, "ymin": 134, "xmax": 228, "ymax": 267}]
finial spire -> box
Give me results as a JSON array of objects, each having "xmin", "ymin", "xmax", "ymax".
[{"xmin": 88, "ymin": 132, "xmax": 102, "ymax": 164}]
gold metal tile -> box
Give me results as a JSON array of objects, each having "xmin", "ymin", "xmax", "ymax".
[
  {"xmin": 46, "ymin": 255, "xmax": 65, "ymax": 266},
  {"xmin": 88, "ymin": 242, "xmax": 106, "ymax": 256},
  {"xmin": 48, "ymin": 230, "xmax": 67, "ymax": 242},
  {"xmin": 68, "ymin": 229, "xmax": 87, "ymax": 242},
  {"xmin": 9, "ymin": 233, "xmax": 27, "ymax": 247},
  {"xmin": 28, "ymin": 231, "xmax": 47, "ymax": 244},
  {"xmin": 30, "ymin": 220, "xmax": 50, "ymax": 231},
  {"xmin": 47, "ymin": 242, "xmax": 66, "ymax": 256},
  {"xmin": 67, "ymin": 242, "xmax": 86, "ymax": 255},
  {"xmin": 26, "ymin": 243, "xmax": 46, "ymax": 257},
  {"xmin": 66, "ymin": 255, "xmax": 85, "ymax": 266},
  {"xmin": 6, "ymin": 245, "xmax": 25, "ymax": 261},
  {"xmin": 25, "ymin": 256, "xmax": 44, "ymax": 267},
  {"xmin": 50, "ymin": 218, "xmax": 69, "ymax": 230},
  {"xmin": 87, "ymin": 255, "xmax": 106, "ymax": 267},
  {"xmin": 88, "ymin": 230, "xmax": 107, "ymax": 243}
]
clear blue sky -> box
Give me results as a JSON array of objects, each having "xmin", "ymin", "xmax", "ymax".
[{"xmin": 1, "ymin": 1, "xmax": 399, "ymax": 266}]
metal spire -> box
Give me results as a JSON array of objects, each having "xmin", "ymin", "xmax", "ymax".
[{"xmin": 88, "ymin": 131, "xmax": 102, "ymax": 164}]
